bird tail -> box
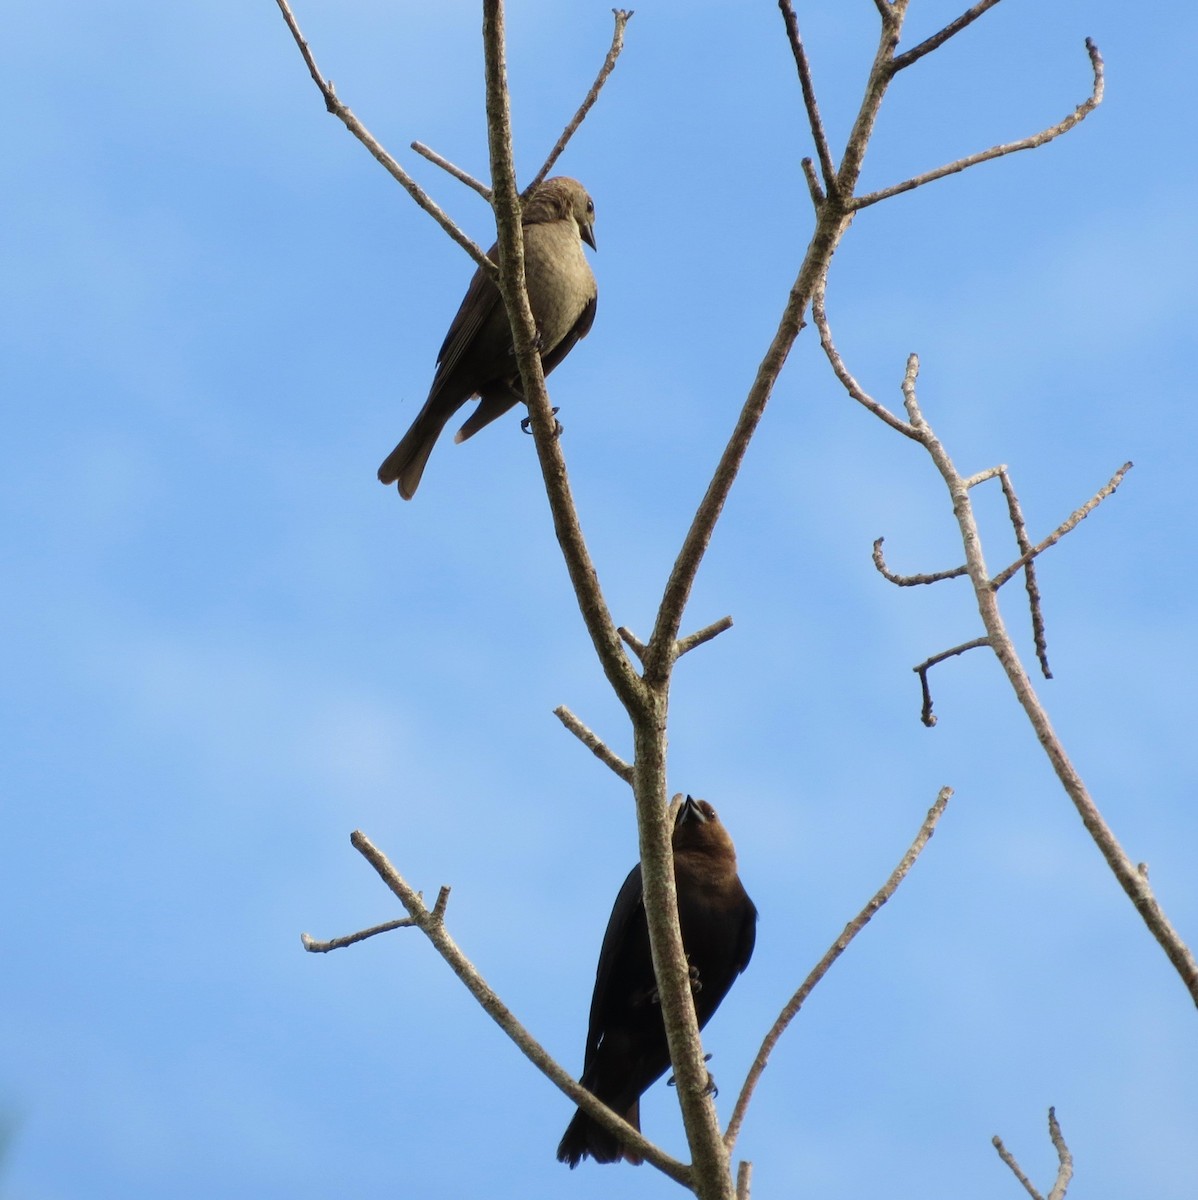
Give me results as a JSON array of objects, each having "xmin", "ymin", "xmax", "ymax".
[
  {"xmin": 377, "ymin": 404, "xmax": 455, "ymax": 500},
  {"xmin": 555, "ymin": 1098, "xmax": 641, "ymax": 1168}
]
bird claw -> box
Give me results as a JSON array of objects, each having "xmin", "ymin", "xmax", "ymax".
[
  {"xmin": 666, "ymin": 1056, "xmax": 716, "ymax": 1096},
  {"xmin": 520, "ymin": 407, "xmax": 562, "ymax": 437}
]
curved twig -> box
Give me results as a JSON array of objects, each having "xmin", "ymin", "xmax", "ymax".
[{"xmin": 855, "ymin": 38, "xmax": 1104, "ymax": 210}]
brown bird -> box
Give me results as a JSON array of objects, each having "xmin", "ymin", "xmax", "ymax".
[
  {"xmin": 377, "ymin": 176, "xmax": 598, "ymax": 499},
  {"xmin": 557, "ymin": 796, "xmax": 757, "ymax": 1168}
]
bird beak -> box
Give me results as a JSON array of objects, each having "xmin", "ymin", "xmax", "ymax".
[
  {"xmin": 581, "ymin": 221, "xmax": 597, "ymax": 251},
  {"xmin": 676, "ymin": 795, "xmax": 706, "ymax": 827}
]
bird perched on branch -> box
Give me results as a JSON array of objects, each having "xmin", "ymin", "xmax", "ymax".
[
  {"xmin": 557, "ymin": 796, "xmax": 757, "ymax": 1167},
  {"xmin": 377, "ymin": 176, "xmax": 598, "ymax": 499}
]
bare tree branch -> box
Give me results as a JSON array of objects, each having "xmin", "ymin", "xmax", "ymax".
[
  {"xmin": 676, "ymin": 616, "xmax": 734, "ymax": 659},
  {"xmin": 860, "ymin": 356, "xmax": 1198, "ymax": 1004},
  {"xmin": 618, "ymin": 625, "xmax": 647, "ymax": 662},
  {"xmin": 812, "ymin": 284, "xmax": 919, "ymax": 439},
  {"xmin": 873, "ymin": 537, "xmax": 968, "ymax": 586},
  {"xmin": 914, "ymin": 638, "xmax": 991, "ymax": 727},
  {"xmin": 992, "ymin": 1107, "xmax": 1074, "ymax": 1200},
  {"xmin": 526, "ymin": 9, "xmax": 634, "ymax": 194},
  {"xmin": 1045, "ymin": 1108, "xmax": 1074, "ymax": 1200},
  {"xmin": 553, "ymin": 705, "xmax": 633, "ymax": 783},
  {"xmin": 993, "ymin": 1134, "xmax": 1044, "ymax": 1200},
  {"xmin": 996, "ymin": 467, "xmax": 1052, "ymax": 678},
  {"xmin": 854, "ymin": 38, "xmax": 1104, "ymax": 210},
  {"xmin": 272, "ymin": 0, "xmax": 495, "ymax": 275},
  {"xmin": 778, "ymin": 1, "xmax": 839, "ymax": 197},
  {"xmin": 725, "ymin": 787, "xmax": 953, "ymax": 1151},
  {"xmin": 989, "ymin": 462, "xmax": 1133, "ymax": 591},
  {"xmin": 735, "ymin": 1159, "xmax": 752, "ymax": 1200},
  {"xmin": 890, "ymin": 0, "xmax": 1004, "ymax": 73},
  {"xmin": 349, "ymin": 830, "xmax": 692, "ymax": 1184},
  {"xmin": 301, "ymin": 887, "xmax": 450, "ymax": 953},
  {"xmin": 871, "ymin": 0, "xmax": 899, "ymax": 25},
  {"xmin": 410, "ymin": 141, "xmax": 491, "ymax": 200}
]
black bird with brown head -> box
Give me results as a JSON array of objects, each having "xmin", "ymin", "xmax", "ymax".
[{"xmin": 557, "ymin": 796, "xmax": 757, "ymax": 1167}]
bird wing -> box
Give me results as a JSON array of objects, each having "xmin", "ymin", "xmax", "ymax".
[
  {"xmin": 428, "ymin": 246, "xmax": 504, "ymax": 397},
  {"xmin": 734, "ymin": 893, "xmax": 758, "ymax": 975},
  {"xmin": 584, "ymin": 863, "xmax": 645, "ymax": 1068},
  {"xmin": 538, "ymin": 293, "xmax": 598, "ymax": 377}
]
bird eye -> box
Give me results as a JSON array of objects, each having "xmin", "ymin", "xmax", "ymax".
[{"xmin": 586, "ymin": 199, "xmax": 594, "ymax": 213}]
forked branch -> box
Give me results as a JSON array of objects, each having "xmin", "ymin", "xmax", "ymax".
[
  {"xmin": 822, "ymin": 337, "xmax": 1198, "ymax": 1005},
  {"xmin": 992, "ymin": 1107, "xmax": 1074, "ymax": 1200},
  {"xmin": 349, "ymin": 830, "xmax": 692, "ymax": 1184}
]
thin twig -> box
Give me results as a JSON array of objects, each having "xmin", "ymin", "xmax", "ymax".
[
  {"xmin": 873, "ymin": 537, "xmax": 968, "ymax": 586},
  {"xmin": 996, "ymin": 468, "xmax": 1052, "ymax": 678},
  {"xmin": 676, "ymin": 616, "xmax": 734, "ymax": 659},
  {"xmin": 963, "ymin": 464, "xmax": 1005, "ymax": 489},
  {"xmin": 553, "ymin": 705, "xmax": 633, "ymax": 783},
  {"xmin": 349, "ymin": 830, "xmax": 692, "ymax": 1184},
  {"xmin": 890, "ymin": 0, "xmax": 1004, "ymax": 72},
  {"xmin": 993, "ymin": 1134, "xmax": 1044, "ymax": 1200},
  {"xmin": 801, "ymin": 157, "xmax": 825, "ymax": 208},
  {"xmin": 915, "ymin": 638, "xmax": 991, "ymax": 727},
  {"xmin": 779, "ymin": 1, "xmax": 839, "ymax": 198},
  {"xmin": 735, "ymin": 1160, "xmax": 752, "ymax": 1200},
  {"xmin": 991, "ymin": 1108, "xmax": 1073, "ymax": 1200},
  {"xmin": 410, "ymin": 141, "xmax": 492, "ymax": 200},
  {"xmin": 725, "ymin": 787, "xmax": 953, "ymax": 1151},
  {"xmin": 989, "ymin": 462, "xmax": 1133, "ymax": 590},
  {"xmin": 526, "ymin": 9, "xmax": 633, "ymax": 194},
  {"xmin": 1045, "ymin": 1108, "xmax": 1074, "ymax": 1200},
  {"xmin": 273, "ymin": 0, "xmax": 495, "ymax": 275},
  {"xmin": 890, "ymin": 363, "xmax": 1198, "ymax": 1004},
  {"xmin": 618, "ymin": 626, "xmax": 647, "ymax": 662},
  {"xmin": 813, "ymin": 286, "xmax": 919, "ymax": 439},
  {"xmin": 854, "ymin": 38, "xmax": 1104, "ymax": 210},
  {"xmin": 301, "ymin": 887, "xmax": 451, "ymax": 953}
]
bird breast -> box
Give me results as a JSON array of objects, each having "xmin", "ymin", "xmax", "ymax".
[{"xmin": 524, "ymin": 220, "xmax": 596, "ymax": 351}]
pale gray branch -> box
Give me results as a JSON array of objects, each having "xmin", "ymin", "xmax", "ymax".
[
  {"xmin": 890, "ymin": 0, "xmax": 1004, "ymax": 72},
  {"xmin": 527, "ymin": 9, "xmax": 633, "ymax": 193},
  {"xmin": 349, "ymin": 830, "xmax": 691, "ymax": 1184},
  {"xmin": 410, "ymin": 141, "xmax": 491, "ymax": 199},
  {"xmin": 724, "ymin": 787, "xmax": 953, "ymax": 1151},
  {"xmin": 855, "ymin": 38, "xmax": 1104, "ymax": 210},
  {"xmin": 273, "ymin": 0, "xmax": 494, "ymax": 275},
  {"xmin": 553, "ymin": 705, "xmax": 633, "ymax": 783},
  {"xmin": 989, "ymin": 462, "xmax": 1133, "ymax": 590},
  {"xmin": 676, "ymin": 616, "xmax": 734, "ymax": 659},
  {"xmin": 992, "ymin": 1108, "xmax": 1073, "ymax": 1200}
]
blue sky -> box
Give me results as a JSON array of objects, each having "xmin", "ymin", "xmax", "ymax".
[{"xmin": 4, "ymin": 2, "xmax": 1196, "ymax": 1197}]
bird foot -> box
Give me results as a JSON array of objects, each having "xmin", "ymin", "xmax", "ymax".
[
  {"xmin": 520, "ymin": 407, "xmax": 563, "ymax": 437},
  {"xmin": 667, "ymin": 1055, "xmax": 716, "ymax": 1096}
]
